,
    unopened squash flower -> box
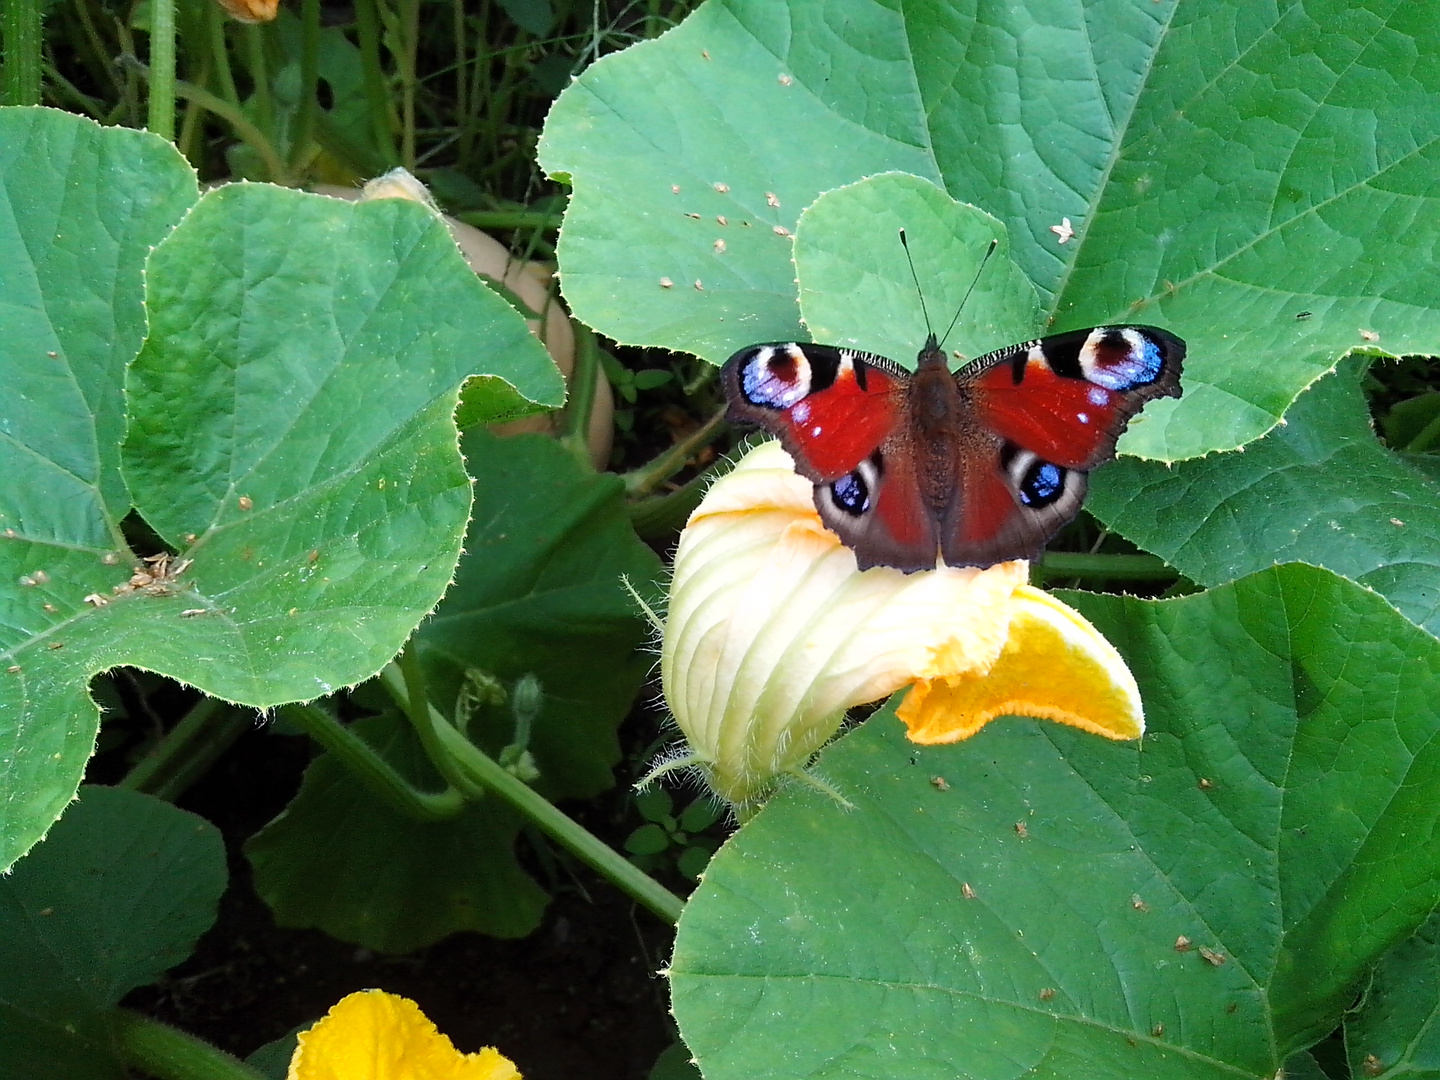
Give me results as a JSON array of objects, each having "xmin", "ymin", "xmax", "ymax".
[
  {"xmin": 213, "ymin": 0, "xmax": 278, "ymax": 23},
  {"xmin": 287, "ymin": 990, "xmax": 521, "ymax": 1080},
  {"xmin": 657, "ymin": 440, "xmax": 1142, "ymax": 816}
]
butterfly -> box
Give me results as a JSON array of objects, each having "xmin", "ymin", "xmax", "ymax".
[{"xmin": 721, "ymin": 324, "xmax": 1184, "ymax": 571}]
